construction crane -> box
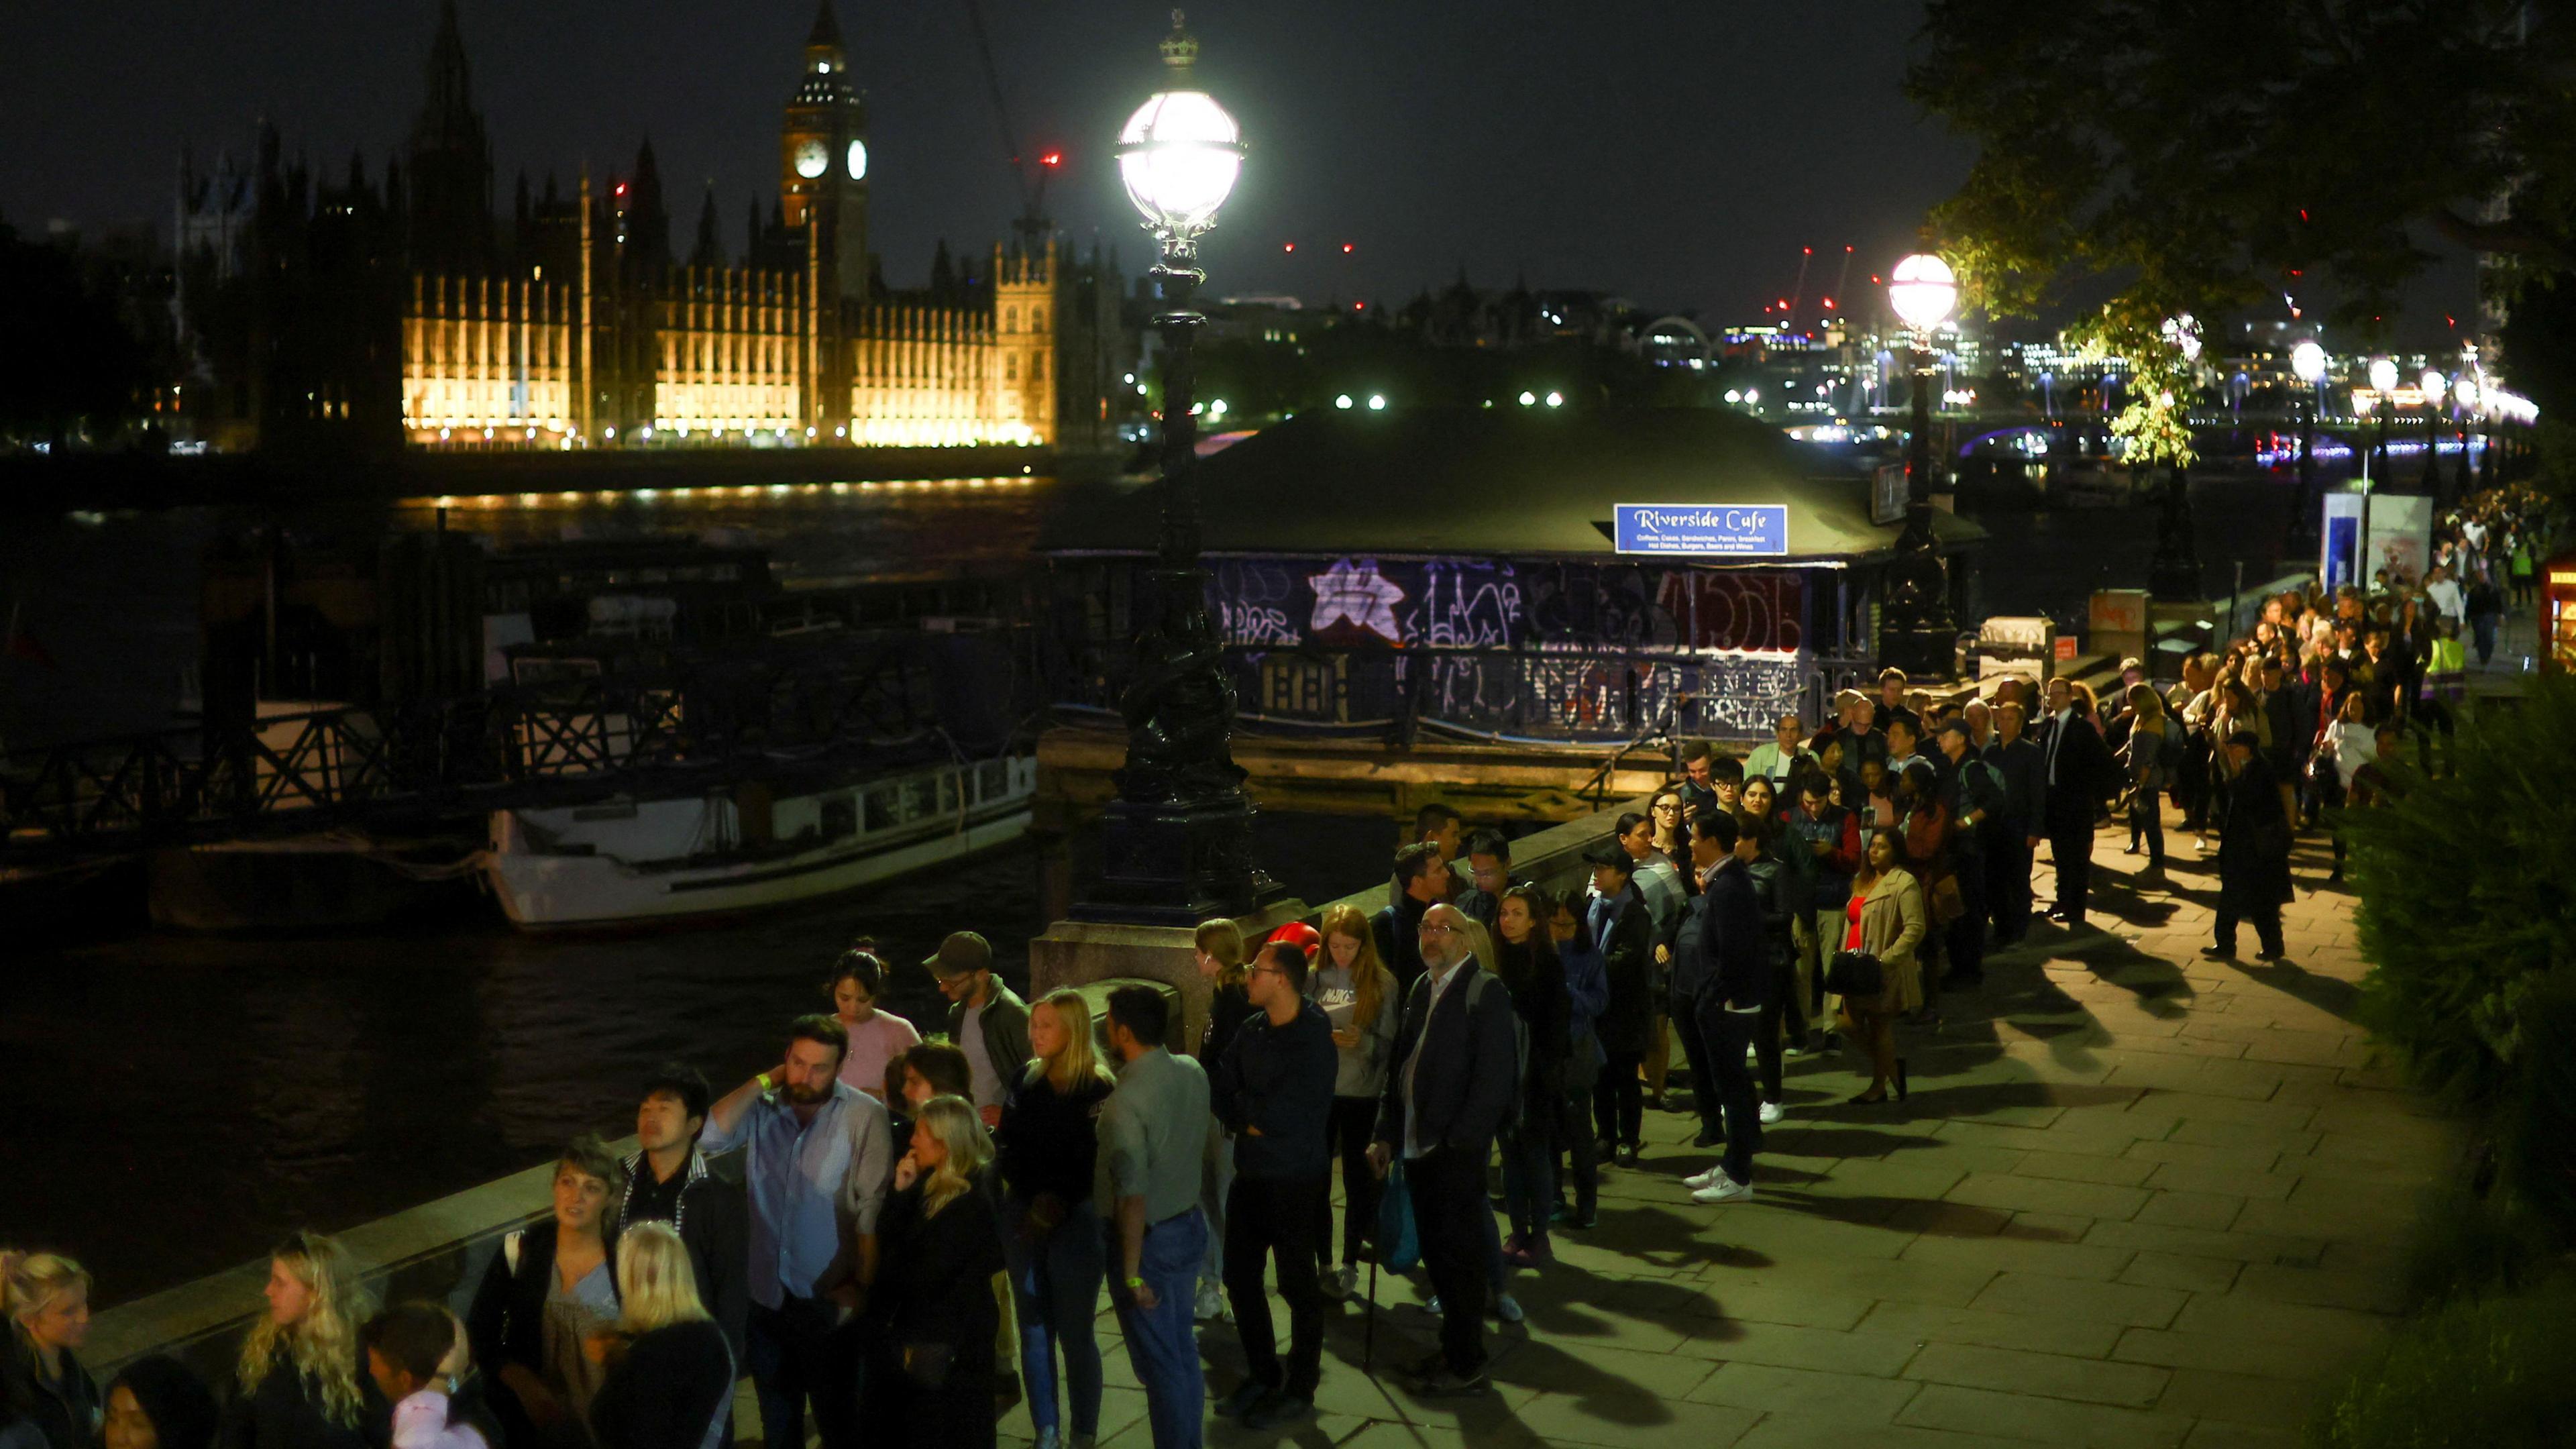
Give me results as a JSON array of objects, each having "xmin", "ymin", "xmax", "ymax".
[{"xmin": 960, "ymin": 0, "xmax": 1059, "ymax": 246}]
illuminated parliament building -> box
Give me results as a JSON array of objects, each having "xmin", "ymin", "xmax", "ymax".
[{"xmin": 171, "ymin": 2, "xmax": 1126, "ymax": 456}]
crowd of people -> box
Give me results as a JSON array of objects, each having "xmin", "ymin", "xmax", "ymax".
[{"xmin": 13, "ymin": 496, "xmax": 2554, "ymax": 1449}]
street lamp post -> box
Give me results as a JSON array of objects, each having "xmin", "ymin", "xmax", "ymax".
[
  {"xmin": 2419, "ymin": 368, "xmax": 2447, "ymax": 497},
  {"xmin": 1073, "ymin": 14, "xmax": 1281, "ymax": 924},
  {"xmin": 2453, "ymin": 374, "xmax": 2480, "ymax": 498},
  {"xmin": 2358, "ymin": 358, "xmax": 2398, "ymax": 593},
  {"xmin": 2287, "ymin": 341, "xmax": 2326, "ymax": 545},
  {"xmin": 1878, "ymin": 253, "xmax": 1961, "ymax": 678}
]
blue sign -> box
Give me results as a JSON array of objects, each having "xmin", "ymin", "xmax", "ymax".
[{"xmin": 1613, "ymin": 503, "xmax": 1789, "ymax": 557}]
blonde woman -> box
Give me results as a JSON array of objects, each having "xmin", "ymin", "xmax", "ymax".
[
  {"xmin": 875, "ymin": 1096, "xmax": 1006, "ymax": 1448},
  {"xmin": 227, "ymin": 1231, "xmax": 374, "ymax": 1449},
  {"xmin": 994, "ymin": 991, "xmax": 1117, "ymax": 1449},
  {"xmin": 1308, "ymin": 904, "xmax": 1399, "ymax": 1297},
  {"xmin": 586, "ymin": 1222, "xmax": 731, "ymax": 1449},
  {"xmin": 2121, "ymin": 683, "xmax": 2170, "ymax": 870},
  {"xmin": 465, "ymin": 1136, "xmax": 624, "ymax": 1449},
  {"xmin": 1836, "ymin": 831, "xmax": 1927, "ymax": 1105},
  {"xmin": 3, "ymin": 1249, "xmax": 99, "ymax": 1449}
]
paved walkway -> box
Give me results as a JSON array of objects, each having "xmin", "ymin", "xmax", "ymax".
[{"xmin": 746, "ymin": 809, "xmax": 2451, "ymax": 1449}]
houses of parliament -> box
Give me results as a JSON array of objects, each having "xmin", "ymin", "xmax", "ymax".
[{"xmin": 172, "ymin": 1, "xmax": 1129, "ymax": 456}]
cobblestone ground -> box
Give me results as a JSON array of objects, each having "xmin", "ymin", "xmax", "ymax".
[{"xmin": 744, "ymin": 806, "xmax": 2451, "ymax": 1449}]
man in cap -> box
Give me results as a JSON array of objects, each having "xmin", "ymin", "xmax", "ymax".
[{"xmin": 926, "ymin": 930, "xmax": 1031, "ymax": 1128}]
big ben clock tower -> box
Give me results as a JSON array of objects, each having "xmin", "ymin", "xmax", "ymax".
[{"xmin": 781, "ymin": 1, "xmax": 869, "ymax": 302}]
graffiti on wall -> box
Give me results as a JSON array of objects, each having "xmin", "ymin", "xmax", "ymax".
[
  {"xmin": 1208, "ymin": 555, "xmax": 1806, "ymax": 653},
  {"xmin": 1402, "ymin": 649, "xmax": 1804, "ymax": 737}
]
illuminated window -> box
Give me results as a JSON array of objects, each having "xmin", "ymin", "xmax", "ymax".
[{"xmin": 1006, "ymin": 307, "xmax": 1018, "ymax": 333}]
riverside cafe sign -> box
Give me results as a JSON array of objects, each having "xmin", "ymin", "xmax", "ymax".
[{"xmin": 1612, "ymin": 504, "xmax": 1789, "ymax": 557}]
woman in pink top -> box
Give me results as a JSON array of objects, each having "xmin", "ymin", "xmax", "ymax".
[{"xmin": 828, "ymin": 946, "xmax": 922, "ymax": 1098}]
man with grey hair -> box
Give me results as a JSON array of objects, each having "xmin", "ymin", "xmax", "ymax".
[{"xmin": 1368, "ymin": 902, "xmax": 1517, "ymax": 1395}]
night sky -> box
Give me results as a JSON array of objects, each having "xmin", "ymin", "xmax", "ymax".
[
  {"xmin": 3, "ymin": 1, "xmax": 2474, "ymax": 336},
  {"xmin": 3, "ymin": 1, "xmax": 1974, "ymax": 321}
]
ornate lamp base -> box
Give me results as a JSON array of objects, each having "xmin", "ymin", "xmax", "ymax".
[{"xmin": 1069, "ymin": 795, "xmax": 1290, "ymax": 926}]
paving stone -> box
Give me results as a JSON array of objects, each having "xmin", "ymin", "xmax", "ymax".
[
  {"xmin": 2166, "ymin": 1294, "xmax": 2392, "ymax": 1352},
  {"xmin": 1674, "ymin": 1318, "xmax": 1927, "ymax": 1377},
  {"xmin": 2082, "ymin": 1219, "xmax": 2326, "ymax": 1267},
  {"xmin": 2133, "ymin": 1190, "xmax": 2245, "ymax": 1232},
  {"xmin": 1898, "ymin": 1382, "xmax": 2198, "ymax": 1449},
  {"xmin": 2112, "ymin": 1326, "xmax": 2370, "ymax": 1379},
  {"xmin": 1731, "ymin": 1417, "xmax": 2033, "ymax": 1449},
  {"xmin": 2116, "ymin": 1251, "xmax": 2243, "ymax": 1295},
  {"xmin": 2181, "ymin": 1421, "xmax": 2304, "ymax": 1449},
  {"xmin": 1684, "ymin": 1361, "xmax": 1927, "ymax": 1424},
  {"xmin": 1902, "ymin": 1231, "xmax": 2138, "ymax": 1283},
  {"xmin": 1509, "ymin": 1389, "xmax": 1764, "ymax": 1449},
  {"xmin": 1858, "ymin": 1299, "xmax": 2126, "ymax": 1358},
  {"xmin": 2123, "ymin": 1139, "xmax": 2284, "ymax": 1177},
  {"xmin": 1966, "ymin": 1271, "xmax": 2190, "ymax": 1329},
  {"xmin": 2011, "ymin": 1149, "xmax": 2162, "ymax": 1187},
  {"xmin": 2139, "ymin": 1161, "xmax": 2298, "ymax": 1202},
  {"xmin": 1902, "ymin": 1341, "xmax": 2171, "ymax": 1407},
  {"xmin": 2227, "ymin": 1263, "xmax": 2403, "ymax": 1315},
  {"xmin": 1949, "ymin": 1170, "xmax": 2153, "ymax": 1222}
]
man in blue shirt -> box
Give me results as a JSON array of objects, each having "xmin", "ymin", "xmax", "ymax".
[{"xmin": 703, "ymin": 1014, "xmax": 894, "ymax": 1449}]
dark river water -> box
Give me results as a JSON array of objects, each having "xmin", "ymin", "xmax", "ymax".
[{"xmin": 0, "ymin": 466, "xmax": 2309, "ymax": 1307}]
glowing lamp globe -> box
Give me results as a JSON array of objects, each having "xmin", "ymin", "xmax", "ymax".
[
  {"xmin": 1118, "ymin": 23, "xmax": 1243, "ymax": 242},
  {"xmin": 2419, "ymin": 369, "xmax": 2444, "ymax": 402},
  {"xmin": 1887, "ymin": 254, "xmax": 1957, "ymax": 331},
  {"xmin": 2367, "ymin": 357, "xmax": 2399, "ymax": 394},
  {"xmin": 2291, "ymin": 341, "xmax": 2327, "ymax": 384},
  {"xmin": 2455, "ymin": 376, "xmax": 2479, "ymax": 409}
]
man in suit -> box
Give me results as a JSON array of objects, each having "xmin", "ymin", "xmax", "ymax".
[
  {"xmin": 1367, "ymin": 902, "xmax": 1517, "ymax": 1396},
  {"xmin": 1982, "ymin": 700, "xmax": 2047, "ymax": 945},
  {"xmin": 2037, "ymin": 677, "xmax": 2114, "ymax": 930}
]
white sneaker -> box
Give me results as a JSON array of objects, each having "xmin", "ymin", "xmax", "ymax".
[
  {"xmin": 1494, "ymin": 1293, "xmax": 1525, "ymax": 1323},
  {"xmin": 1193, "ymin": 1281, "xmax": 1228, "ymax": 1322},
  {"xmin": 1692, "ymin": 1172, "xmax": 1753, "ymax": 1204},
  {"xmin": 1419, "ymin": 1293, "xmax": 1443, "ymax": 1316},
  {"xmin": 1034, "ymin": 1430, "xmax": 1063, "ymax": 1449},
  {"xmin": 1759, "ymin": 1100, "xmax": 1785, "ymax": 1126},
  {"xmin": 1326, "ymin": 1265, "xmax": 1357, "ymax": 1297},
  {"xmin": 1684, "ymin": 1165, "xmax": 1725, "ymax": 1189}
]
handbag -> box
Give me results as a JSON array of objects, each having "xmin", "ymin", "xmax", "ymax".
[
  {"xmin": 1824, "ymin": 949, "xmax": 1884, "ymax": 999},
  {"xmin": 1929, "ymin": 873, "xmax": 1966, "ymax": 926},
  {"xmin": 902, "ymin": 1342, "xmax": 954, "ymax": 1391},
  {"xmin": 1375, "ymin": 1161, "xmax": 1421, "ymax": 1275}
]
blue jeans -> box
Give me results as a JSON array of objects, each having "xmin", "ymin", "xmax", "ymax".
[
  {"xmin": 1499, "ymin": 1122, "xmax": 1555, "ymax": 1240},
  {"xmin": 1007, "ymin": 1197, "xmax": 1106, "ymax": 1440},
  {"xmin": 1112, "ymin": 1209, "xmax": 1206, "ymax": 1449},
  {"xmin": 1200, "ymin": 1130, "xmax": 1234, "ymax": 1289}
]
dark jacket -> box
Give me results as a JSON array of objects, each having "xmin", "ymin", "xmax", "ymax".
[
  {"xmin": 1372, "ymin": 958, "xmax": 1519, "ymax": 1159},
  {"xmin": 1489, "ymin": 934, "xmax": 1571, "ymax": 1118},
  {"xmin": 2, "ymin": 1328, "xmax": 97, "ymax": 1449},
  {"xmin": 870, "ymin": 1177, "xmax": 1006, "ymax": 1449},
  {"xmin": 2037, "ymin": 711, "xmax": 2116, "ymax": 829},
  {"xmin": 588, "ymin": 1320, "xmax": 732, "ymax": 1449},
  {"xmin": 1585, "ymin": 883, "xmax": 1656, "ymax": 1057},
  {"xmin": 1782, "ymin": 803, "xmax": 1864, "ymax": 912},
  {"xmin": 1199, "ymin": 981, "xmax": 1256, "ymax": 1072},
  {"xmin": 1371, "ymin": 894, "xmax": 1432, "ymax": 998},
  {"xmin": 617, "ymin": 1148, "xmax": 749, "ymax": 1360},
  {"xmin": 1211, "ymin": 999, "xmax": 1340, "ymax": 1181},
  {"xmin": 1743, "ymin": 854, "xmax": 1797, "ymax": 971},
  {"xmin": 1938, "ymin": 751, "xmax": 2008, "ymax": 860},
  {"xmin": 2216, "ymin": 753, "xmax": 2294, "ymax": 911},
  {"xmin": 466, "ymin": 1228, "xmax": 615, "ymax": 1449},
  {"xmin": 996, "ymin": 1063, "xmax": 1114, "ymax": 1206},
  {"xmin": 1982, "ymin": 735, "xmax": 2047, "ymax": 833},
  {"xmin": 217, "ymin": 1346, "xmax": 374, "ymax": 1449},
  {"xmin": 1695, "ymin": 857, "xmax": 1770, "ymax": 1010},
  {"xmin": 947, "ymin": 982, "xmax": 1032, "ymax": 1096}
]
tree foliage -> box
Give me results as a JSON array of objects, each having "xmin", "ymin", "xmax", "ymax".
[
  {"xmin": 0, "ymin": 218, "xmax": 152, "ymax": 444},
  {"xmin": 1909, "ymin": 1, "xmax": 2576, "ymax": 332},
  {"xmin": 2343, "ymin": 677, "xmax": 2576, "ymax": 1119}
]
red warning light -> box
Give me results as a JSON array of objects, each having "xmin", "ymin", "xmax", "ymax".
[
  {"xmin": 614, "ymin": 182, "xmax": 628, "ymax": 197},
  {"xmin": 1040, "ymin": 152, "xmax": 1062, "ymax": 166},
  {"xmin": 1342, "ymin": 243, "xmax": 1354, "ymax": 254},
  {"xmin": 1283, "ymin": 242, "xmax": 1295, "ymax": 252},
  {"xmin": 1821, "ymin": 297, "xmax": 1835, "ymax": 309},
  {"xmin": 1803, "ymin": 246, "xmax": 1813, "ymax": 255}
]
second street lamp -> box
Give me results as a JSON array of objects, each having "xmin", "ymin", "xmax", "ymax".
[
  {"xmin": 1878, "ymin": 252, "xmax": 1962, "ymax": 678},
  {"xmin": 2287, "ymin": 341, "xmax": 2326, "ymax": 544},
  {"xmin": 2419, "ymin": 368, "xmax": 2447, "ymax": 496},
  {"xmin": 1075, "ymin": 14, "xmax": 1281, "ymax": 923}
]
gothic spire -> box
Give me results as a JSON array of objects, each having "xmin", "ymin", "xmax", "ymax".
[
  {"xmin": 690, "ymin": 184, "xmax": 724, "ymax": 268},
  {"xmin": 807, "ymin": 0, "xmax": 844, "ymax": 51}
]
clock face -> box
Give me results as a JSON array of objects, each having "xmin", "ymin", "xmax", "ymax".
[
  {"xmin": 847, "ymin": 140, "xmax": 868, "ymax": 180},
  {"xmin": 794, "ymin": 140, "xmax": 827, "ymax": 179}
]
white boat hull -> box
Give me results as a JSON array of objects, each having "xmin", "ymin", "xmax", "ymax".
[{"xmin": 484, "ymin": 756, "xmax": 1036, "ymax": 930}]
